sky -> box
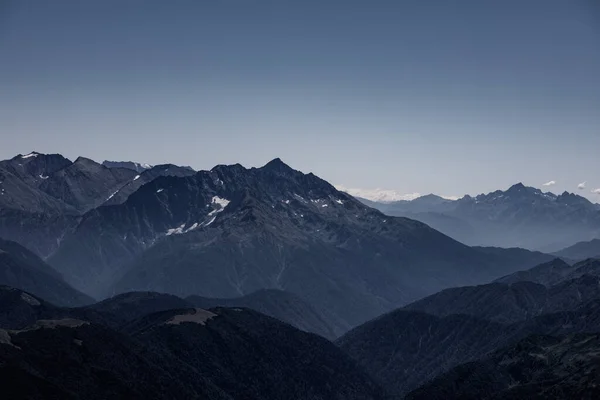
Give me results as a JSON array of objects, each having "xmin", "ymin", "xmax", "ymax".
[{"xmin": 1, "ymin": 0, "xmax": 600, "ymax": 201}]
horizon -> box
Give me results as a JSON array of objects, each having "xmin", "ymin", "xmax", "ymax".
[{"xmin": 5, "ymin": 150, "xmax": 599, "ymax": 204}]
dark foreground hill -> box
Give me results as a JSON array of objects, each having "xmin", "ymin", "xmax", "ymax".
[
  {"xmin": 337, "ymin": 299, "xmax": 600, "ymax": 397},
  {"xmin": 0, "ymin": 286, "xmax": 385, "ymax": 400},
  {"xmin": 406, "ymin": 333, "xmax": 600, "ymax": 400}
]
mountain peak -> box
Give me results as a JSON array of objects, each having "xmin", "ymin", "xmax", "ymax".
[
  {"xmin": 507, "ymin": 182, "xmax": 526, "ymax": 191},
  {"xmin": 261, "ymin": 157, "xmax": 292, "ymax": 171}
]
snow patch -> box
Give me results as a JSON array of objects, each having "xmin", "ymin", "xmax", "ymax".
[
  {"xmin": 133, "ymin": 175, "xmax": 141, "ymax": 181},
  {"xmin": 212, "ymin": 196, "xmax": 230, "ymax": 208},
  {"xmin": 335, "ymin": 199, "xmax": 343, "ymax": 205},
  {"xmin": 39, "ymin": 174, "xmax": 49, "ymax": 179},
  {"xmin": 106, "ymin": 190, "xmax": 119, "ymax": 201},
  {"xmin": 166, "ymin": 224, "xmax": 186, "ymax": 236},
  {"xmin": 321, "ymin": 204, "xmax": 328, "ymax": 208},
  {"xmin": 156, "ymin": 188, "xmax": 164, "ymax": 193},
  {"xmin": 21, "ymin": 152, "xmax": 39, "ymax": 159}
]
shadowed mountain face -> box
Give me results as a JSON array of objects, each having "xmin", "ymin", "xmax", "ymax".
[
  {"xmin": 47, "ymin": 159, "xmax": 554, "ymax": 330},
  {"xmin": 337, "ymin": 299, "xmax": 600, "ymax": 397},
  {"xmin": 359, "ymin": 184, "xmax": 600, "ymax": 251},
  {"xmin": 0, "ymin": 239, "xmax": 93, "ymax": 307},
  {"xmin": 102, "ymin": 164, "xmax": 197, "ymax": 206},
  {"xmin": 406, "ymin": 334, "xmax": 600, "ymax": 400}
]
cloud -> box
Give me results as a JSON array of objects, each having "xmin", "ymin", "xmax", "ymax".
[
  {"xmin": 578, "ymin": 182, "xmax": 587, "ymax": 190},
  {"xmin": 592, "ymin": 188, "xmax": 600, "ymax": 195},
  {"xmin": 335, "ymin": 185, "xmax": 421, "ymax": 203},
  {"xmin": 542, "ymin": 180, "xmax": 556, "ymax": 187}
]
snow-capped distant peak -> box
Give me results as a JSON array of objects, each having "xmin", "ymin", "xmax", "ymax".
[{"xmin": 335, "ymin": 185, "xmax": 421, "ymax": 203}]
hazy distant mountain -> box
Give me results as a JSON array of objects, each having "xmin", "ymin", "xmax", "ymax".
[
  {"xmin": 0, "ymin": 239, "xmax": 93, "ymax": 307},
  {"xmin": 102, "ymin": 160, "xmax": 154, "ymax": 173},
  {"xmin": 187, "ymin": 289, "xmax": 340, "ymax": 339},
  {"xmin": 103, "ymin": 160, "xmax": 195, "ymax": 174},
  {"xmin": 359, "ymin": 183, "xmax": 600, "ymax": 251},
  {"xmin": 407, "ymin": 333, "xmax": 600, "ymax": 400},
  {"xmin": 49, "ymin": 158, "xmax": 553, "ymax": 330},
  {"xmin": 554, "ymin": 238, "xmax": 600, "ymax": 261}
]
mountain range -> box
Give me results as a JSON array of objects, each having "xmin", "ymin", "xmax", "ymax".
[
  {"xmin": 359, "ymin": 184, "xmax": 600, "ymax": 252},
  {"xmin": 0, "ymin": 152, "xmax": 561, "ymax": 331}
]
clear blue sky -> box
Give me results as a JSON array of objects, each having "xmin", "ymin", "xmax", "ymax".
[{"xmin": 1, "ymin": 0, "xmax": 599, "ymax": 199}]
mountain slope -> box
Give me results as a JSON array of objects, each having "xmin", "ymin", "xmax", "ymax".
[
  {"xmin": 0, "ymin": 320, "xmax": 232, "ymax": 399},
  {"xmin": 406, "ymin": 334, "xmax": 600, "ymax": 400},
  {"xmin": 497, "ymin": 258, "xmax": 600, "ymax": 286},
  {"xmin": 0, "ymin": 239, "xmax": 93, "ymax": 307},
  {"xmin": 87, "ymin": 291, "xmax": 192, "ymax": 323},
  {"xmin": 405, "ymin": 274, "xmax": 600, "ymax": 324},
  {"xmin": 187, "ymin": 289, "xmax": 340, "ymax": 339},
  {"xmin": 125, "ymin": 307, "xmax": 386, "ymax": 400}
]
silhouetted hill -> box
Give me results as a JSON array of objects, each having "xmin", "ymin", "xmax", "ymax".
[{"xmin": 406, "ymin": 333, "xmax": 600, "ymax": 400}]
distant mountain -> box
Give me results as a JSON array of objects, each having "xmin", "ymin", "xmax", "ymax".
[
  {"xmin": 554, "ymin": 238, "xmax": 600, "ymax": 261},
  {"xmin": 358, "ymin": 183, "xmax": 600, "ymax": 251},
  {"xmin": 497, "ymin": 258, "xmax": 600, "ymax": 286},
  {"xmin": 406, "ymin": 333, "xmax": 600, "ymax": 400},
  {"xmin": 102, "ymin": 160, "xmax": 154, "ymax": 173},
  {"xmin": 38, "ymin": 157, "xmax": 138, "ymax": 213},
  {"xmin": 124, "ymin": 307, "xmax": 385, "ymax": 399},
  {"xmin": 337, "ymin": 299, "xmax": 600, "ymax": 397},
  {"xmin": 0, "ymin": 152, "xmax": 72, "ymax": 187},
  {"xmin": 102, "ymin": 164, "xmax": 197, "ymax": 206},
  {"xmin": 49, "ymin": 159, "xmax": 553, "ymax": 330},
  {"xmin": 0, "ymin": 239, "xmax": 93, "ymax": 307},
  {"xmin": 103, "ymin": 160, "xmax": 195, "ymax": 174},
  {"xmin": 187, "ymin": 289, "xmax": 340, "ymax": 339}
]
